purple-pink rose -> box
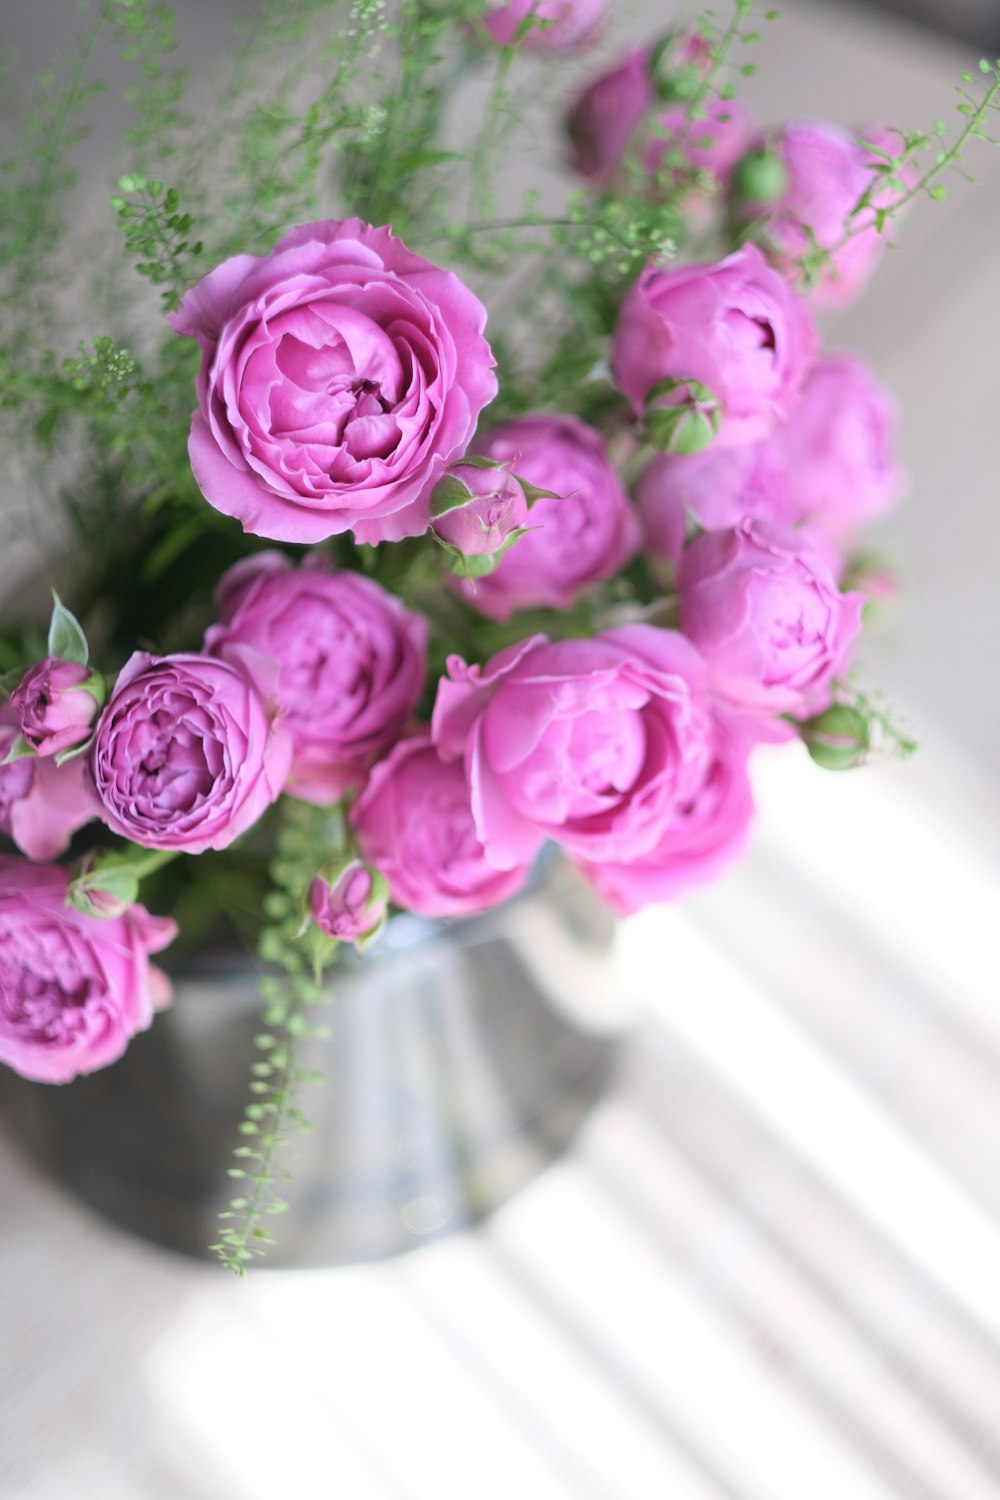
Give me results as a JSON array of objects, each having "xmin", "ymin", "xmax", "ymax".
[
  {"xmin": 169, "ymin": 219, "xmax": 497, "ymax": 546},
  {"xmin": 481, "ymin": 0, "xmax": 607, "ymax": 52},
  {"xmin": 91, "ymin": 650, "xmax": 291, "ymax": 853},
  {"xmin": 612, "ymin": 244, "xmax": 817, "ymax": 448},
  {"xmin": 350, "ymin": 735, "xmax": 531, "ymax": 918},
  {"xmin": 455, "ymin": 415, "xmax": 640, "ymax": 620},
  {"xmin": 567, "ymin": 46, "xmax": 651, "ymax": 185},
  {"xmin": 777, "ymin": 353, "xmax": 902, "ymax": 537},
  {"xmin": 0, "ymin": 708, "xmax": 97, "ymax": 861},
  {"xmin": 678, "ymin": 521, "xmax": 864, "ymax": 716},
  {"xmin": 575, "ymin": 709, "xmax": 758, "ymax": 915},
  {"xmin": 635, "ymin": 351, "xmax": 901, "ymax": 550},
  {"xmin": 743, "ymin": 120, "xmax": 907, "ymax": 308},
  {"xmin": 0, "ymin": 858, "xmax": 176, "ymax": 1084},
  {"xmin": 206, "ymin": 553, "xmax": 426, "ymax": 804},
  {"xmin": 432, "ymin": 626, "xmax": 724, "ymax": 874},
  {"xmin": 431, "ymin": 460, "xmax": 529, "ymax": 557},
  {"xmin": 309, "ymin": 860, "xmax": 387, "ymax": 943},
  {"xmin": 10, "ymin": 657, "xmax": 100, "ymax": 758}
]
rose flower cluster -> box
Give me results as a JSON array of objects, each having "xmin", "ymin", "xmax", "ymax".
[{"xmin": 0, "ymin": 11, "xmax": 904, "ymax": 1086}]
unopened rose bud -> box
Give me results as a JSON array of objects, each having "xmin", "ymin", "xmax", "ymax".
[
  {"xmin": 801, "ymin": 704, "xmax": 870, "ymax": 770},
  {"xmin": 10, "ymin": 657, "xmax": 103, "ymax": 758},
  {"xmin": 431, "ymin": 461, "xmax": 530, "ymax": 558},
  {"xmin": 645, "ymin": 378, "xmax": 721, "ymax": 455},
  {"xmin": 309, "ymin": 859, "xmax": 388, "ymax": 946},
  {"xmin": 731, "ymin": 147, "xmax": 788, "ymax": 204}
]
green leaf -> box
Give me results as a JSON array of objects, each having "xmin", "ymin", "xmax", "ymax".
[
  {"xmin": 47, "ymin": 592, "xmax": 89, "ymax": 666},
  {"xmin": 0, "ymin": 735, "xmax": 35, "ymax": 766},
  {"xmin": 429, "ymin": 474, "xmax": 473, "ymax": 518}
]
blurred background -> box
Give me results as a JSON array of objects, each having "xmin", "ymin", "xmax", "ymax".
[{"xmin": 2, "ymin": 1, "xmax": 999, "ymax": 1497}]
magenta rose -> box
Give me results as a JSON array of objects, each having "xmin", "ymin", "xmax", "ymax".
[
  {"xmin": 91, "ymin": 650, "xmax": 291, "ymax": 853},
  {"xmin": 612, "ymin": 243, "xmax": 817, "ymax": 448},
  {"xmin": 350, "ymin": 735, "xmax": 531, "ymax": 918},
  {"xmin": 574, "ymin": 709, "xmax": 758, "ymax": 915},
  {"xmin": 743, "ymin": 120, "xmax": 908, "ymax": 307},
  {"xmin": 309, "ymin": 860, "xmax": 387, "ymax": 944},
  {"xmin": 430, "ymin": 460, "xmax": 530, "ymax": 557},
  {"xmin": 635, "ymin": 442, "xmax": 798, "ymax": 559},
  {"xmin": 481, "ymin": 0, "xmax": 607, "ymax": 52},
  {"xmin": 433, "ymin": 627, "xmax": 724, "ymax": 874},
  {"xmin": 454, "ymin": 415, "xmax": 640, "ymax": 620},
  {"xmin": 678, "ymin": 521, "xmax": 864, "ymax": 716},
  {"xmin": 0, "ymin": 708, "xmax": 97, "ymax": 861},
  {"xmin": 169, "ymin": 219, "xmax": 497, "ymax": 545},
  {"xmin": 777, "ymin": 353, "xmax": 902, "ymax": 537},
  {"xmin": 10, "ymin": 657, "xmax": 101, "ymax": 758},
  {"xmin": 0, "ymin": 858, "xmax": 176, "ymax": 1084},
  {"xmin": 206, "ymin": 553, "xmax": 426, "ymax": 804}
]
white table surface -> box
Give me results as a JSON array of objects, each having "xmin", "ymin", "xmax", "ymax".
[{"xmin": 3, "ymin": 3, "xmax": 1000, "ymax": 1497}]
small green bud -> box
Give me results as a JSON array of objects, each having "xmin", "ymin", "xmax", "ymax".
[
  {"xmin": 800, "ymin": 704, "xmax": 870, "ymax": 771},
  {"xmin": 731, "ymin": 147, "xmax": 788, "ymax": 203},
  {"xmin": 645, "ymin": 377, "xmax": 721, "ymax": 455}
]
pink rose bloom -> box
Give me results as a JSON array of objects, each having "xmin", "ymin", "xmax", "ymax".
[
  {"xmin": 455, "ymin": 415, "xmax": 640, "ymax": 621},
  {"xmin": 778, "ymin": 352, "xmax": 903, "ymax": 537},
  {"xmin": 91, "ymin": 650, "xmax": 291, "ymax": 853},
  {"xmin": 747, "ymin": 120, "xmax": 907, "ymax": 308},
  {"xmin": 169, "ymin": 219, "xmax": 497, "ymax": 545},
  {"xmin": 647, "ymin": 96, "xmax": 753, "ymax": 185},
  {"xmin": 635, "ymin": 442, "xmax": 798, "ymax": 559},
  {"xmin": 575, "ymin": 709, "xmax": 758, "ymax": 915},
  {"xmin": 9, "ymin": 657, "xmax": 100, "ymax": 758},
  {"xmin": 433, "ymin": 626, "xmax": 723, "ymax": 874},
  {"xmin": 431, "ymin": 460, "xmax": 530, "ymax": 557},
  {"xmin": 0, "ymin": 858, "xmax": 176, "ymax": 1084},
  {"xmin": 0, "ymin": 708, "xmax": 97, "ymax": 861},
  {"xmin": 481, "ymin": 0, "xmax": 607, "ymax": 52},
  {"xmin": 350, "ymin": 735, "xmax": 531, "ymax": 918},
  {"xmin": 309, "ymin": 860, "xmax": 387, "ymax": 943},
  {"xmin": 678, "ymin": 520, "xmax": 864, "ymax": 716},
  {"xmin": 612, "ymin": 244, "xmax": 817, "ymax": 448},
  {"xmin": 206, "ymin": 553, "xmax": 426, "ymax": 804}
]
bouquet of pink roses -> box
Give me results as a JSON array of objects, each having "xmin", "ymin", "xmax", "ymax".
[{"xmin": 0, "ymin": 0, "xmax": 995, "ymax": 1267}]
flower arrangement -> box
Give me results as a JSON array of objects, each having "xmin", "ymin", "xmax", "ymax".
[{"xmin": 1, "ymin": 0, "xmax": 996, "ymax": 1270}]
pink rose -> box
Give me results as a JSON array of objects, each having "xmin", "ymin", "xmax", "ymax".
[
  {"xmin": 169, "ymin": 219, "xmax": 497, "ymax": 545},
  {"xmin": 0, "ymin": 858, "xmax": 176, "ymax": 1084},
  {"xmin": 574, "ymin": 709, "xmax": 758, "ymax": 914},
  {"xmin": 430, "ymin": 460, "xmax": 530, "ymax": 557},
  {"xmin": 0, "ymin": 708, "xmax": 97, "ymax": 861},
  {"xmin": 777, "ymin": 353, "xmax": 902, "ymax": 537},
  {"xmin": 481, "ymin": 0, "xmax": 607, "ymax": 52},
  {"xmin": 635, "ymin": 442, "xmax": 797, "ymax": 558},
  {"xmin": 9, "ymin": 657, "xmax": 100, "ymax": 758},
  {"xmin": 206, "ymin": 554, "xmax": 426, "ymax": 804},
  {"xmin": 678, "ymin": 521, "xmax": 864, "ymax": 716},
  {"xmin": 612, "ymin": 243, "xmax": 817, "ymax": 448},
  {"xmin": 455, "ymin": 416, "xmax": 640, "ymax": 620},
  {"xmin": 309, "ymin": 860, "xmax": 387, "ymax": 943},
  {"xmin": 432, "ymin": 627, "xmax": 723, "ymax": 874},
  {"xmin": 744, "ymin": 120, "xmax": 907, "ymax": 307},
  {"xmin": 646, "ymin": 96, "xmax": 753, "ymax": 186},
  {"xmin": 91, "ymin": 650, "xmax": 291, "ymax": 852},
  {"xmin": 350, "ymin": 735, "xmax": 531, "ymax": 918}
]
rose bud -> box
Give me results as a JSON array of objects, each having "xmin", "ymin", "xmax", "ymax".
[
  {"xmin": 612, "ymin": 244, "xmax": 817, "ymax": 448},
  {"xmin": 799, "ymin": 703, "xmax": 870, "ymax": 771},
  {"xmin": 9, "ymin": 657, "xmax": 103, "ymax": 758},
  {"xmin": 678, "ymin": 520, "xmax": 864, "ymax": 717},
  {"xmin": 308, "ymin": 859, "xmax": 388, "ymax": 946},
  {"xmin": 430, "ymin": 460, "xmax": 530, "ymax": 558},
  {"xmin": 481, "ymin": 0, "xmax": 608, "ymax": 53}
]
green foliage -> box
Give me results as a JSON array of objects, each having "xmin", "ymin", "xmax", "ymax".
[{"xmin": 212, "ymin": 799, "xmax": 348, "ymax": 1275}]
